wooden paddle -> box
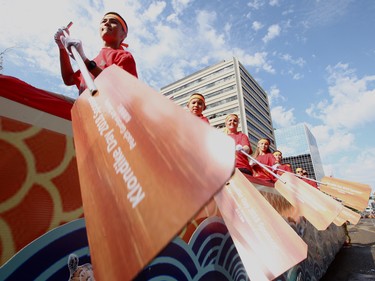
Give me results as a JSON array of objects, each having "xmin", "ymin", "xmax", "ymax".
[
  {"xmin": 214, "ymin": 169, "xmax": 307, "ymax": 281},
  {"xmin": 333, "ymin": 206, "xmax": 361, "ymax": 226},
  {"xmin": 272, "ymin": 167, "xmax": 370, "ymax": 213},
  {"xmin": 71, "ymin": 65, "xmax": 235, "ymax": 280},
  {"xmin": 267, "ymin": 163, "xmax": 361, "ymax": 222},
  {"xmin": 320, "ymin": 176, "xmax": 371, "ymax": 212},
  {"xmin": 237, "ymin": 147, "xmax": 343, "ymax": 231},
  {"xmin": 274, "ymin": 173, "xmax": 344, "ymax": 230}
]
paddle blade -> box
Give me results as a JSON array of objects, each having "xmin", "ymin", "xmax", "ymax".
[
  {"xmin": 215, "ymin": 169, "xmax": 307, "ymax": 281},
  {"xmin": 333, "ymin": 206, "xmax": 361, "ymax": 226},
  {"xmin": 320, "ymin": 176, "xmax": 371, "ymax": 212},
  {"xmin": 71, "ymin": 65, "xmax": 235, "ymax": 281},
  {"xmin": 275, "ymin": 173, "xmax": 343, "ymax": 231}
]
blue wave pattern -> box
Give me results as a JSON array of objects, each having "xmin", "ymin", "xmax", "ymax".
[
  {"xmin": 0, "ymin": 219, "xmax": 90, "ymax": 281},
  {"xmin": 135, "ymin": 217, "xmax": 250, "ymax": 281},
  {"xmin": 135, "ymin": 216, "xmax": 345, "ymax": 281},
  {"xmin": 1, "ymin": 216, "xmax": 345, "ymax": 280}
]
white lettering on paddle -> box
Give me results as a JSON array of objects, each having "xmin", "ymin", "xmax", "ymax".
[
  {"xmin": 117, "ymin": 105, "xmax": 131, "ymax": 123},
  {"xmin": 87, "ymin": 96, "xmax": 145, "ymax": 208},
  {"xmin": 113, "ymin": 146, "xmax": 145, "ymax": 208},
  {"xmin": 104, "ymin": 128, "xmax": 117, "ymax": 153},
  {"xmin": 105, "ymin": 99, "xmax": 136, "ymax": 151}
]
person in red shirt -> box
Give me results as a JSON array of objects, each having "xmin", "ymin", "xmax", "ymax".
[
  {"xmin": 252, "ymin": 138, "xmax": 276, "ymax": 182},
  {"xmin": 271, "ymin": 150, "xmax": 293, "ymax": 181},
  {"xmin": 295, "ymin": 168, "xmax": 319, "ymax": 189},
  {"xmin": 224, "ymin": 113, "xmax": 253, "ymax": 175},
  {"xmin": 302, "ymin": 170, "xmax": 319, "ymax": 189},
  {"xmin": 186, "ymin": 93, "xmax": 210, "ymax": 124},
  {"xmin": 54, "ymin": 12, "xmax": 138, "ymax": 94}
]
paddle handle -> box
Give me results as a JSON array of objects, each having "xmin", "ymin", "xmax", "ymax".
[
  {"xmin": 267, "ymin": 164, "xmax": 323, "ymax": 184},
  {"xmin": 70, "ymin": 47, "xmax": 98, "ymax": 94},
  {"xmin": 62, "ymin": 22, "xmax": 98, "ymax": 95}
]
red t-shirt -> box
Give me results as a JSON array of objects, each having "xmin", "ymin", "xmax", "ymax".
[
  {"xmin": 273, "ymin": 163, "xmax": 293, "ymax": 182},
  {"xmin": 74, "ymin": 47, "xmax": 138, "ymax": 94},
  {"xmin": 302, "ymin": 177, "xmax": 319, "ymax": 189},
  {"xmin": 199, "ymin": 115, "xmax": 210, "ymax": 124},
  {"xmin": 276, "ymin": 163, "xmax": 293, "ymax": 175},
  {"xmin": 227, "ymin": 132, "xmax": 252, "ymax": 172},
  {"xmin": 253, "ymin": 153, "xmax": 276, "ymax": 181}
]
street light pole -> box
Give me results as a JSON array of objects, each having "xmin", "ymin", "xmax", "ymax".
[{"xmin": 0, "ymin": 46, "xmax": 17, "ymax": 73}]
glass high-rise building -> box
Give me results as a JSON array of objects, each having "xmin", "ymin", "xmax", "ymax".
[
  {"xmin": 274, "ymin": 123, "xmax": 324, "ymax": 181},
  {"xmin": 160, "ymin": 57, "xmax": 276, "ymax": 151}
]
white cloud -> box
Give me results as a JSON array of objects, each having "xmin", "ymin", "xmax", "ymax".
[
  {"xmin": 268, "ymin": 85, "xmax": 285, "ymax": 105},
  {"xmin": 166, "ymin": 13, "xmax": 180, "ymax": 24},
  {"xmin": 248, "ymin": 0, "xmax": 266, "ymax": 10},
  {"xmin": 324, "ymin": 148, "xmax": 375, "ymax": 191},
  {"xmin": 252, "ymin": 21, "xmax": 264, "ymax": 31},
  {"xmin": 307, "ymin": 63, "xmax": 375, "ymax": 130},
  {"xmin": 224, "ymin": 23, "xmax": 232, "ymax": 34},
  {"xmin": 269, "ymin": 0, "xmax": 279, "ymax": 7},
  {"xmin": 280, "ymin": 53, "xmax": 305, "ymax": 67},
  {"xmin": 271, "ymin": 106, "xmax": 295, "ymax": 128},
  {"xmin": 310, "ymin": 125, "xmax": 355, "ymax": 156},
  {"xmin": 196, "ymin": 10, "xmax": 225, "ymax": 48},
  {"xmin": 235, "ymin": 51, "xmax": 275, "ymax": 74},
  {"xmin": 262, "ymin": 24, "xmax": 281, "ymax": 43},
  {"xmin": 303, "ymin": 0, "xmax": 352, "ymax": 29},
  {"xmin": 143, "ymin": 1, "xmax": 167, "ymax": 22},
  {"xmin": 171, "ymin": 0, "xmax": 193, "ymax": 14},
  {"xmin": 291, "ymin": 72, "xmax": 303, "ymax": 80}
]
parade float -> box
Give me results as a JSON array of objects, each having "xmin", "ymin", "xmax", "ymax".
[{"xmin": 0, "ymin": 71, "xmax": 370, "ymax": 281}]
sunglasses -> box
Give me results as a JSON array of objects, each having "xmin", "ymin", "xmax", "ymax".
[{"xmin": 296, "ymin": 171, "xmax": 303, "ymax": 173}]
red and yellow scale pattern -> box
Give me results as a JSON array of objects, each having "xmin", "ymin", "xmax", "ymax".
[{"xmin": 0, "ymin": 117, "xmax": 83, "ymax": 266}]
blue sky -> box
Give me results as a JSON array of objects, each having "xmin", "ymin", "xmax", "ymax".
[{"xmin": 1, "ymin": 0, "xmax": 374, "ymax": 193}]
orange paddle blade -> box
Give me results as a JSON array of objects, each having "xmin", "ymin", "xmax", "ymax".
[
  {"xmin": 320, "ymin": 176, "xmax": 371, "ymax": 212},
  {"xmin": 275, "ymin": 173, "xmax": 343, "ymax": 231},
  {"xmin": 215, "ymin": 169, "xmax": 307, "ymax": 281},
  {"xmin": 333, "ymin": 206, "xmax": 361, "ymax": 226},
  {"xmin": 71, "ymin": 65, "xmax": 235, "ymax": 281}
]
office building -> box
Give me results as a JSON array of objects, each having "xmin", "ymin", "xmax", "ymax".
[
  {"xmin": 160, "ymin": 57, "xmax": 276, "ymax": 151},
  {"xmin": 274, "ymin": 123, "xmax": 324, "ymax": 181}
]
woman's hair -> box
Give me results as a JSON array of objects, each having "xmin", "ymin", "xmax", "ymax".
[
  {"xmin": 223, "ymin": 113, "xmax": 239, "ymax": 134},
  {"xmin": 253, "ymin": 138, "xmax": 271, "ymax": 157}
]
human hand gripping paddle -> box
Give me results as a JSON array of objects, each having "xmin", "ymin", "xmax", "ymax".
[
  {"xmin": 214, "ymin": 169, "xmax": 307, "ymax": 281},
  {"xmin": 58, "ymin": 22, "xmax": 97, "ymax": 94},
  {"xmin": 236, "ymin": 145, "xmax": 343, "ymax": 231},
  {"xmin": 70, "ymin": 62, "xmax": 236, "ymax": 280},
  {"xmin": 265, "ymin": 164, "xmax": 361, "ymax": 225}
]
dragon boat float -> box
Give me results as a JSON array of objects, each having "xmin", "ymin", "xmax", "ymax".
[{"xmin": 1, "ymin": 71, "xmax": 371, "ymax": 280}]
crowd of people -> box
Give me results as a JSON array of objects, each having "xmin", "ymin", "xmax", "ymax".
[
  {"xmin": 54, "ymin": 12, "xmax": 319, "ymax": 190},
  {"xmin": 185, "ymin": 91, "xmax": 320, "ymax": 189}
]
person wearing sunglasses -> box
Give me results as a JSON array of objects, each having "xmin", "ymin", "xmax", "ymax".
[{"xmin": 296, "ymin": 168, "xmax": 319, "ymax": 189}]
